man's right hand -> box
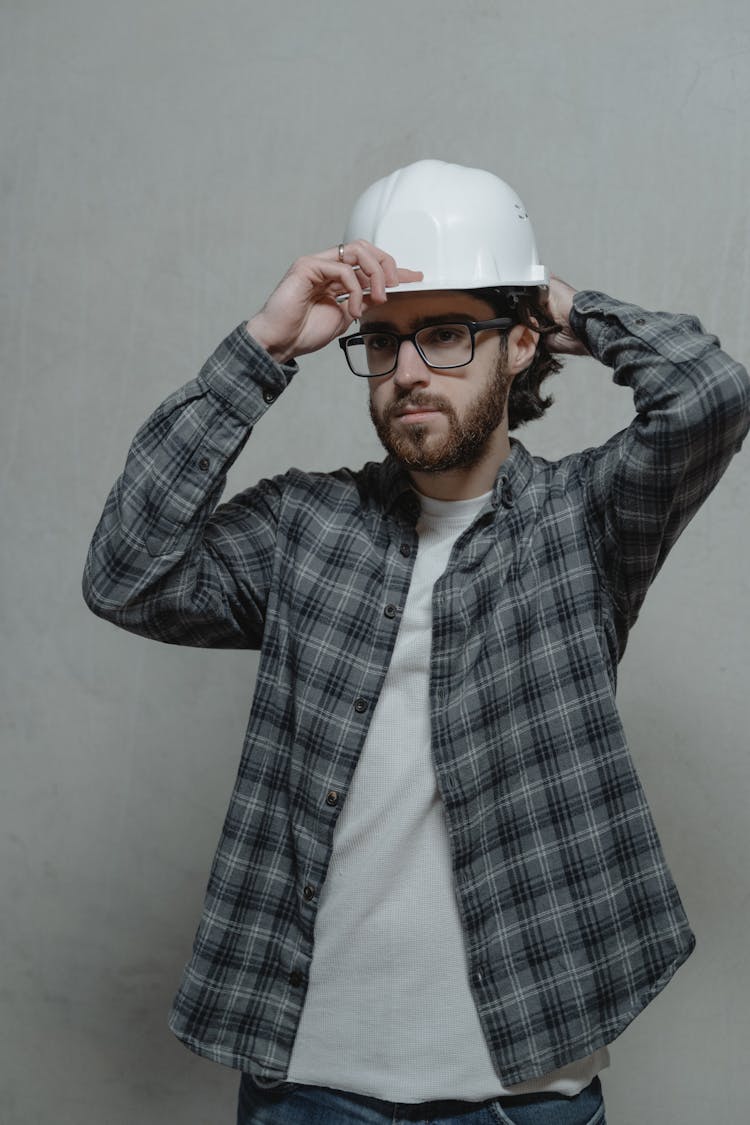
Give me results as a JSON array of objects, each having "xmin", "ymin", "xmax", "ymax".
[{"xmin": 246, "ymin": 241, "xmax": 423, "ymax": 365}]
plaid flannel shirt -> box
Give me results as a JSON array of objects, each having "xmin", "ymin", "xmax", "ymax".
[{"xmin": 83, "ymin": 291, "xmax": 750, "ymax": 1086}]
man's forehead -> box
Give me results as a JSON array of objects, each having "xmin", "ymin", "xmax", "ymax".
[{"xmin": 359, "ymin": 289, "xmax": 495, "ymax": 330}]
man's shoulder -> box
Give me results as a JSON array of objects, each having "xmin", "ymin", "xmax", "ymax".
[
  {"xmin": 511, "ymin": 439, "xmax": 598, "ymax": 501},
  {"xmin": 270, "ymin": 455, "xmax": 408, "ymax": 514}
]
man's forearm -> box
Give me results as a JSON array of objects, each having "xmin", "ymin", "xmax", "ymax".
[
  {"xmin": 568, "ymin": 291, "xmax": 750, "ymax": 618},
  {"xmin": 82, "ymin": 325, "xmax": 297, "ymax": 647}
]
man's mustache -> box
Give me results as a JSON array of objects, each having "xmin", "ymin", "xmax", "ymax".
[{"xmin": 385, "ymin": 392, "xmax": 455, "ymax": 421}]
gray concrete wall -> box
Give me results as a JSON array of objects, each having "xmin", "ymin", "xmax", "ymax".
[{"xmin": 2, "ymin": 2, "xmax": 748, "ymax": 1121}]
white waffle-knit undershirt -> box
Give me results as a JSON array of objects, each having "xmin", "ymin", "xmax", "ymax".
[{"xmin": 288, "ymin": 489, "xmax": 609, "ymax": 1102}]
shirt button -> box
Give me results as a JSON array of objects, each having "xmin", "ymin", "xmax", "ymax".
[
  {"xmin": 634, "ymin": 318, "xmax": 646, "ymax": 325},
  {"xmin": 325, "ymin": 790, "xmax": 339, "ymax": 807},
  {"xmin": 289, "ymin": 970, "xmax": 304, "ymax": 987},
  {"xmin": 303, "ymin": 885, "xmax": 316, "ymax": 901},
  {"xmin": 262, "ymin": 389, "xmax": 276, "ymax": 404},
  {"xmin": 399, "ymin": 543, "xmax": 411, "ymax": 557},
  {"xmin": 384, "ymin": 604, "xmax": 398, "ymax": 619},
  {"xmin": 353, "ymin": 697, "xmax": 368, "ymax": 713},
  {"xmin": 197, "ymin": 457, "xmax": 210, "ymax": 472}
]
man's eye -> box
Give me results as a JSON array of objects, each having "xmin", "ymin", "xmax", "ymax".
[
  {"xmin": 366, "ymin": 335, "xmax": 395, "ymax": 352},
  {"xmin": 421, "ymin": 326, "xmax": 464, "ymax": 347}
]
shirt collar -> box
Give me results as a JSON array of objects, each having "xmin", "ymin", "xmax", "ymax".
[{"xmin": 379, "ymin": 439, "xmax": 534, "ymax": 522}]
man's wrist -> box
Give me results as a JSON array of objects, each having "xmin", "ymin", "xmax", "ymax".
[{"xmin": 245, "ymin": 315, "xmax": 293, "ymax": 365}]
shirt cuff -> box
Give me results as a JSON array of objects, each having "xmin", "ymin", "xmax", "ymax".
[{"xmin": 196, "ymin": 321, "xmax": 299, "ymax": 426}]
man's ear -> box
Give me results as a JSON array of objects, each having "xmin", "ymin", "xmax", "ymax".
[{"xmin": 506, "ymin": 324, "xmax": 539, "ymax": 376}]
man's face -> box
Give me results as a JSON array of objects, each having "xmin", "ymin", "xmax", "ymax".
[{"xmin": 363, "ymin": 291, "xmax": 512, "ymax": 474}]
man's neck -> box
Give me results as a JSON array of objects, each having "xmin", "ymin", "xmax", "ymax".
[{"xmin": 408, "ymin": 433, "xmax": 512, "ymax": 501}]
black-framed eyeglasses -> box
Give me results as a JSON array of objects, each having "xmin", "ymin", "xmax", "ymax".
[{"xmin": 338, "ymin": 317, "xmax": 514, "ymax": 378}]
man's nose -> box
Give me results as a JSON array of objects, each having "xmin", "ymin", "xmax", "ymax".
[{"xmin": 392, "ymin": 339, "xmax": 432, "ymax": 389}]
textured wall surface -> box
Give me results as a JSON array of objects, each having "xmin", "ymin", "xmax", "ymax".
[{"xmin": 2, "ymin": 2, "xmax": 749, "ymax": 1122}]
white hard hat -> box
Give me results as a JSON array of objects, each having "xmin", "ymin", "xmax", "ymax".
[{"xmin": 344, "ymin": 159, "xmax": 548, "ymax": 293}]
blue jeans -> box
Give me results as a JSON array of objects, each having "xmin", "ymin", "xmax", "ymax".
[{"xmin": 236, "ymin": 1074, "xmax": 606, "ymax": 1124}]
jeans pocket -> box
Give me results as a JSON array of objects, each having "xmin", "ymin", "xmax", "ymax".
[{"xmin": 487, "ymin": 1077, "xmax": 605, "ymax": 1125}]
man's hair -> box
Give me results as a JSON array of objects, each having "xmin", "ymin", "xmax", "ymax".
[{"xmin": 474, "ymin": 288, "xmax": 563, "ymax": 430}]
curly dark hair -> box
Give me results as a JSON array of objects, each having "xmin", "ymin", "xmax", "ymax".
[{"xmin": 474, "ymin": 287, "xmax": 563, "ymax": 430}]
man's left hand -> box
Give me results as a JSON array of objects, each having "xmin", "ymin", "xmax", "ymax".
[{"xmin": 540, "ymin": 276, "xmax": 589, "ymax": 356}]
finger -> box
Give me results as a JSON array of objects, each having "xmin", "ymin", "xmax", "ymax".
[
  {"xmin": 395, "ymin": 267, "xmax": 424, "ymax": 283},
  {"xmin": 332, "ymin": 263, "xmax": 370, "ymax": 317},
  {"xmin": 323, "ymin": 238, "xmax": 424, "ymax": 317},
  {"xmin": 321, "ymin": 241, "xmax": 417, "ymax": 274},
  {"xmin": 307, "ymin": 258, "xmax": 369, "ymax": 301},
  {"xmin": 319, "ymin": 241, "xmax": 379, "ymax": 269},
  {"xmin": 330, "ymin": 240, "xmax": 418, "ymax": 295},
  {"xmin": 335, "ymin": 266, "xmax": 424, "ymax": 310},
  {"xmin": 342, "ymin": 240, "xmax": 393, "ymax": 302}
]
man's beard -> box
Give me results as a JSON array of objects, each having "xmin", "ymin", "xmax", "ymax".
[{"xmin": 369, "ymin": 358, "xmax": 513, "ymax": 473}]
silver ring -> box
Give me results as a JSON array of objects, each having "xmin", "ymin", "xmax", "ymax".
[{"xmin": 337, "ymin": 243, "xmax": 345, "ymax": 263}]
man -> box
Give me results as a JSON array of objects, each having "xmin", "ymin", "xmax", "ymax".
[{"xmin": 83, "ymin": 161, "xmax": 750, "ymax": 1125}]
